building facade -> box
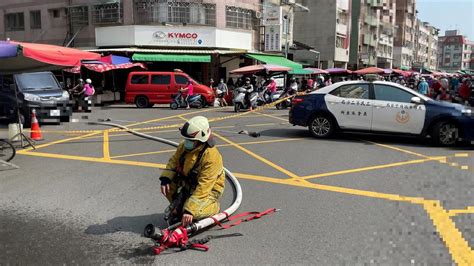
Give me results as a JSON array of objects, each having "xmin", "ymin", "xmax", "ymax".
[
  {"xmin": 392, "ymin": 0, "xmax": 416, "ymax": 69},
  {"xmin": 438, "ymin": 30, "xmax": 473, "ymax": 72},
  {"xmin": 349, "ymin": 0, "xmax": 396, "ymax": 69},
  {"xmin": 292, "ymin": 0, "xmax": 352, "ymax": 69},
  {"xmin": 425, "ymin": 23, "xmax": 439, "ymax": 71},
  {"xmin": 0, "ymin": 0, "xmax": 265, "ymax": 82}
]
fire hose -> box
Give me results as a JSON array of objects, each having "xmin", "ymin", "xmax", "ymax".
[{"xmin": 89, "ymin": 121, "xmax": 245, "ymax": 254}]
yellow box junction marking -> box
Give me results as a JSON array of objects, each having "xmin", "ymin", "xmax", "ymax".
[{"xmin": 15, "ymin": 105, "xmax": 474, "ymax": 264}]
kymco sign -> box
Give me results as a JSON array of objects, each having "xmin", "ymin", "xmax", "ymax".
[{"xmin": 152, "ymin": 30, "xmax": 203, "ymax": 46}]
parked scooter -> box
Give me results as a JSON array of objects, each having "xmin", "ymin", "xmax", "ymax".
[
  {"xmin": 275, "ymin": 85, "xmax": 297, "ymax": 110},
  {"xmin": 170, "ymin": 90, "xmax": 203, "ymax": 109},
  {"xmin": 233, "ymin": 87, "xmax": 258, "ymax": 112}
]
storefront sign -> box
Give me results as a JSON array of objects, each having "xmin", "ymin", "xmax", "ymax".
[
  {"xmin": 96, "ymin": 26, "xmax": 253, "ymax": 50},
  {"xmin": 264, "ymin": 25, "xmax": 282, "ymax": 52},
  {"xmin": 263, "ymin": 6, "xmax": 282, "ymax": 25}
]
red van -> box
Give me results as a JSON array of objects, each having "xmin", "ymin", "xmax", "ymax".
[{"xmin": 125, "ymin": 70, "xmax": 215, "ymax": 108}]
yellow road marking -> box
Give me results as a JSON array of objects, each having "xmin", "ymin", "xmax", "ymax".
[
  {"xmin": 302, "ymin": 157, "xmax": 446, "ymax": 180},
  {"xmin": 103, "ymin": 131, "xmax": 110, "ymax": 160},
  {"xmin": 213, "ymin": 132, "xmax": 301, "ymax": 179},
  {"xmin": 455, "ymin": 153, "xmax": 469, "ymax": 158},
  {"xmin": 110, "ymin": 137, "xmax": 305, "ymax": 159},
  {"xmin": 18, "ymin": 131, "xmax": 100, "ymax": 153},
  {"xmin": 364, "ymin": 140, "xmax": 430, "ymax": 158},
  {"xmin": 423, "ymin": 201, "xmax": 474, "ymax": 265},
  {"xmin": 17, "ymin": 151, "xmax": 167, "ymax": 169},
  {"xmin": 20, "ymin": 108, "xmax": 218, "ymax": 153},
  {"xmin": 461, "ymin": 165, "xmax": 470, "ymax": 170},
  {"xmin": 447, "ymin": 206, "xmax": 474, "ymax": 217},
  {"xmin": 255, "ymin": 112, "xmax": 288, "ymax": 122},
  {"xmin": 451, "ymin": 163, "xmax": 459, "ymax": 167}
]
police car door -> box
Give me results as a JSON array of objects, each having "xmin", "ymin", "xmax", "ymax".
[
  {"xmin": 325, "ymin": 83, "xmax": 372, "ymax": 130},
  {"xmin": 371, "ymin": 84, "xmax": 426, "ymax": 134}
]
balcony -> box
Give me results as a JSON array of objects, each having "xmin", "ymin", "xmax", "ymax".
[
  {"xmin": 363, "ymin": 35, "xmax": 377, "ymax": 47},
  {"xmin": 364, "ymin": 15, "xmax": 378, "ymax": 27},
  {"xmin": 368, "ymin": 0, "xmax": 383, "ymax": 9},
  {"xmin": 336, "ymin": 23, "xmax": 347, "ymax": 35}
]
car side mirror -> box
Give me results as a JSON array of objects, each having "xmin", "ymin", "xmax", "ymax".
[{"xmin": 411, "ymin": 96, "xmax": 422, "ymax": 104}]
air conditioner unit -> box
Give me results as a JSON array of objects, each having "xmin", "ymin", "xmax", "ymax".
[{"xmin": 283, "ymin": 0, "xmax": 296, "ymax": 4}]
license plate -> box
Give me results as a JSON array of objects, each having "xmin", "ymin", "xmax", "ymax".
[{"xmin": 50, "ymin": 110, "xmax": 60, "ymax": 116}]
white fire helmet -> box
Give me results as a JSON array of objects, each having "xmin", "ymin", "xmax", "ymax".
[{"xmin": 180, "ymin": 116, "xmax": 211, "ymax": 143}]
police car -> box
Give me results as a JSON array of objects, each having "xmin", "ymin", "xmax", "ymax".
[{"xmin": 289, "ymin": 79, "xmax": 474, "ymax": 146}]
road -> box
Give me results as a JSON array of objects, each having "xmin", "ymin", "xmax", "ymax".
[{"xmin": 1, "ymin": 104, "xmax": 473, "ymax": 264}]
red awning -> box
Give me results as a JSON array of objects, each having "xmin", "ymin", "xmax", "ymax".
[
  {"xmin": 0, "ymin": 41, "xmax": 100, "ymax": 74},
  {"xmin": 354, "ymin": 67, "xmax": 385, "ymax": 75},
  {"xmin": 13, "ymin": 41, "xmax": 100, "ymax": 67},
  {"xmin": 64, "ymin": 62, "xmax": 147, "ymax": 74}
]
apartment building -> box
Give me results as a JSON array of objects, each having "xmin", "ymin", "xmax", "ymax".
[
  {"xmin": 425, "ymin": 23, "xmax": 439, "ymax": 71},
  {"xmin": 292, "ymin": 0, "xmax": 352, "ymax": 69},
  {"xmin": 438, "ymin": 30, "xmax": 473, "ymax": 72},
  {"xmin": 393, "ymin": 0, "xmax": 416, "ymax": 69},
  {"xmin": 413, "ymin": 19, "xmax": 429, "ymax": 70},
  {"xmin": 0, "ymin": 0, "xmax": 264, "ymax": 82},
  {"xmin": 349, "ymin": 0, "xmax": 396, "ymax": 69}
]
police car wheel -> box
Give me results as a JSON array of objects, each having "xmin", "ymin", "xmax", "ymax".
[
  {"xmin": 432, "ymin": 121, "xmax": 458, "ymax": 146},
  {"xmin": 309, "ymin": 114, "xmax": 334, "ymax": 138}
]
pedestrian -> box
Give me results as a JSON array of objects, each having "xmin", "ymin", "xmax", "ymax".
[
  {"xmin": 71, "ymin": 78, "xmax": 84, "ymax": 111},
  {"xmin": 83, "ymin": 79, "xmax": 95, "ymax": 112},
  {"xmin": 266, "ymin": 77, "xmax": 277, "ymax": 101},
  {"xmin": 431, "ymin": 78, "xmax": 442, "ymax": 99},
  {"xmin": 180, "ymin": 80, "xmax": 194, "ymax": 109},
  {"xmin": 216, "ymin": 78, "xmax": 228, "ymax": 107},
  {"xmin": 459, "ymin": 78, "xmax": 472, "ymax": 105},
  {"xmin": 417, "ymin": 77, "xmax": 429, "ymax": 96},
  {"xmin": 159, "ymin": 116, "xmax": 225, "ymax": 226}
]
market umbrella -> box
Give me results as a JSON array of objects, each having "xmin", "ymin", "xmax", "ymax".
[
  {"xmin": 392, "ymin": 69, "xmax": 412, "ymax": 77},
  {"xmin": 354, "ymin": 67, "xmax": 385, "ymax": 75},
  {"xmin": 0, "ymin": 41, "xmax": 100, "ymax": 73},
  {"xmin": 64, "ymin": 62, "xmax": 147, "ymax": 74},
  {"xmin": 353, "ymin": 67, "xmax": 384, "ymax": 75},
  {"xmin": 303, "ymin": 68, "xmax": 329, "ymax": 75},
  {"xmin": 229, "ymin": 64, "xmax": 291, "ymax": 75},
  {"xmin": 324, "ymin": 68, "xmax": 353, "ymax": 75}
]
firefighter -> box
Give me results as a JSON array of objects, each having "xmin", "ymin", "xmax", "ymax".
[{"xmin": 159, "ymin": 116, "xmax": 225, "ymax": 227}]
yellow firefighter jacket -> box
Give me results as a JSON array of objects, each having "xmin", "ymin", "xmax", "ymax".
[{"xmin": 160, "ymin": 141, "xmax": 225, "ymax": 219}]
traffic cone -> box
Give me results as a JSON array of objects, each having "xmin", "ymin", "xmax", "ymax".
[{"xmin": 30, "ymin": 109, "xmax": 43, "ymax": 141}]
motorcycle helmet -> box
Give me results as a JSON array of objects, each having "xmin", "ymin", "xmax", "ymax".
[
  {"xmin": 86, "ymin": 78, "xmax": 92, "ymax": 84},
  {"xmin": 180, "ymin": 116, "xmax": 212, "ymax": 143}
]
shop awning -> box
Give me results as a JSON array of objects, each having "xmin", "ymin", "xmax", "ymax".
[
  {"xmin": 246, "ymin": 53, "xmax": 302, "ymax": 69},
  {"xmin": 132, "ymin": 53, "xmax": 211, "ymax": 63},
  {"xmin": 246, "ymin": 53, "xmax": 312, "ymax": 75},
  {"xmin": 0, "ymin": 41, "xmax": 100, "ymax": 73},
  {"xmin": 63, "ymin": 62, "xmax": 147, "ymax": 74}
]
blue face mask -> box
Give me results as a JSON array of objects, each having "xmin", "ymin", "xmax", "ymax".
[{"xmin": 184, "ymin": 139, "xmax": 196, "ymax": 151}]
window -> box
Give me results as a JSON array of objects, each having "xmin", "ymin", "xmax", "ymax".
[
  {"xmin": 336, "ymin": 36, "xmax": 346, "ymax": 48},
  {"xmin": 5, "ymin": 13, "xmax": 24, "ymax": 31},
  {"xmin": 151, "ymin": 75, "xmax": 171, "ymax": 85},
  {"xmin": 226, "ymin": 6, "xmax": 254, "ymax": 30},
  {"xmin": 30, "ymin": 10, "xmax": 41, "ymax": 29},
  {"xmin": 51, "ymin": 9, "xmax": 60, "ymax": 18},
  {"xmin": 68, "ymin": 6, "xmax": 88, "ymax": 25},
  {"xmin": 175, "ymin": 75, "xmax": 189, "ymax": 85},
  {"xmin": 131, "ymin": 75, "xmax": 148, "ymax": 84},
  {"xmin": 374, "ymin": 85, "xmax": 414, "ymax": 103},
  {"xmin": 330, "ymin": 84, "xmax": 369, "ymax": 99},
  {"xmin": 92, "ymin": 1, "xmax": 123, "ymax": 24},
  {"xmin": 134, "ymin": 1, "xmax": 216, "ymax": 26}
]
